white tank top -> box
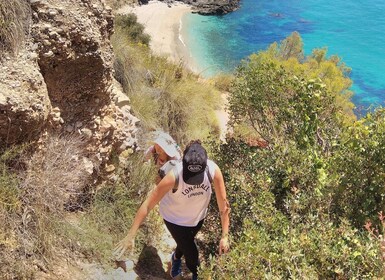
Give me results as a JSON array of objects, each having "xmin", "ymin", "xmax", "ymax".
[{"xmin": 159, "ymin": 160, "xmax": 216, "ymax": 226}]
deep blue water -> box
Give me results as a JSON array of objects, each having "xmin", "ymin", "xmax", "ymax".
[{"xmin": 183, "ymin": 0, "xmax": 385, "ymax": 112}]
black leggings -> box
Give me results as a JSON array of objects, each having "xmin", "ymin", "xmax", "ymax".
[{"xmin": 164, "ymin": 219, "xmax": 204, "ymax": 275}]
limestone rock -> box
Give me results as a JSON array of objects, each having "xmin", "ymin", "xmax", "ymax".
[
  {"xmin": 161, "ymin": 0, "xmax": 241, "ymax": 15},
  {"xmin": 0, "ymin": 54, "xmax": 50, "ymax": 145},
  {"xmin": 1, "ymin": 0, "xmax": 139, "ymax": 178}
]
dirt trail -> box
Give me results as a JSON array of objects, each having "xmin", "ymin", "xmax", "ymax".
[
  {"xmin": 84, "ymin": 224, "xmax": 178, "ymax": 280},
  {"xmin": 215, "ymin": 92, "xmax": 230, "ymax": 141}
]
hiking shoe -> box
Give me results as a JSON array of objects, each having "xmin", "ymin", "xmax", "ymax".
[{"xmin": 170, "ymin": 252, "xmax": 182, "ymax": 278}]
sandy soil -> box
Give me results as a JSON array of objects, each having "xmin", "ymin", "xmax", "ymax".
[{"xmin": 117, "ymin": 1, "xmax": 198, "ymax": 72}]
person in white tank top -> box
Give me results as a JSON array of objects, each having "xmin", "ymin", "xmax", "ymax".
[{"xmin": 114, "ymin": 140, "xmax": 230, "ymax": 280}]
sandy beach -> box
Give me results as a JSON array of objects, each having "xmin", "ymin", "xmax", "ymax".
[
  {"xmin": 117, "ymin": 1, "xmax": 229, "ymax": 137},
  {"xmin": 117, "ymin": 1, "xmax": 198, "ymax": 72}
]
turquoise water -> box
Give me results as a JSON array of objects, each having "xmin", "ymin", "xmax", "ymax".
[{"xmin": 183, "ymin": 0, "xmax": 385, "ymax": 112}]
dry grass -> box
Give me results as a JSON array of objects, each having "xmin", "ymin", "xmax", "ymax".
[
  {"xmin": 0, "ymin": 0, "xmax": 30, "ymax": 56},
  {"xmin": 0, "ymin": 134, "xmax": 94, "ymax": 278},
  {"xmin": 209, "ymin": 73, "xmax": 235, "ymax": 92},
  {"xmin": 19, "ymin": 134, "xmax": 93, "ymax": 263},
  {"xmin": 21, "ymin": 134, "xmax": 92, "ymax": 214},
  {"xmin": 105, "ymin": 0, "xmax": 138, "ymax": 10},
  {"xmin": 112, "ymin": 12, "xmax": 222, "ymax": 145}
]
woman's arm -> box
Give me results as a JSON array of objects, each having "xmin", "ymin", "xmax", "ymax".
[
  {"xmin": 113, "ymin": 171, "xmax": 175, "ymax": 260},
  {"xmin": 213, "ymin": 165, "xmax": 230, "ymax": 255}
]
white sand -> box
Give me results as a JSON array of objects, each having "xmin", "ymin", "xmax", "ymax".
[
  {"xmin": 117, "ymin": 1, "xmax": 198, "ymax": 72},
  {"xmin": 117, "ymin": 2, "xmax": 229, "ymax": 138}
]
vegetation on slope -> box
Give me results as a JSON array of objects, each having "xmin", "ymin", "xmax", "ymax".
[
  {"xmin": 1, "ymin": 2, "xmax": 384, "ymax": 279},
  {"xmin": 199, "ymin": 33, "xmax": 385, "ymax": 279},
  {"xmin": 112, "ymin": 13, "xmax": 222, "ymax": 145},
  {"xmin": 0, "ymin": 9, "xmax": 222, "ymax": 279}
]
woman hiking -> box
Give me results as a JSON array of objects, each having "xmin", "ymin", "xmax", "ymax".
[
  {"xmin": 114, "ymin": 140, "xmax": 230, "ymax": 280},
  {"xmin": 144, "ymin": 131, "xmax": 182, "ymax": 183}
]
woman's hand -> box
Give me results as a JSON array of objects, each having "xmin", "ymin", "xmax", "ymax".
[
  {"xmin": 113, "ymin": 234, "xmax": 135, "ymax": 261},
  {"xmin": 219, "ymin": 236, "xmax": 229, "ymax": 255}
]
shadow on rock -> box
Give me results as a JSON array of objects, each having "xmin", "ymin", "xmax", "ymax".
[{"xmin": 135, "ymin": 245, "xmax": 171, "ymax": 279}]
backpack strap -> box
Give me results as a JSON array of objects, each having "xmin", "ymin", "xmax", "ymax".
[
  {"xmin": 205, "ymin": 165, "xmax": 213, "ymax": 184},
  {"xmin": 172, "ymin": 165, "xmax": 212, "ymax": 193},
  {"xmin": 172, "ymin": 167, "xmax": 179, "ymax": 193}
]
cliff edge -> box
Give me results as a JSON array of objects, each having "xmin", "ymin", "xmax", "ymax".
[{"xmin": 0, "ymin": 0, "xmax": 139, "ymax": 179}]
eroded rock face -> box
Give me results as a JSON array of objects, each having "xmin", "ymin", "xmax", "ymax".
[
  {"xmin": 0, "ymin": 0, "xmax": 139, "ymax": 177},
  {"xmin": 0, "ymin": 53, "xmax": 50, "ymax": 145},
  {"xmin": 162, "ymin": 0, "xmax": 241, "ymax": 15}
]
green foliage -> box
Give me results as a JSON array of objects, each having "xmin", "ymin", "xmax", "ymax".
[
  {"xmin": 114, "ymin": 13, "xmax": 150, "ymax": 46},
  {"xmin": 200, "ymin": 217, "xmax": 381, "ymax": 279},
  {"xmin": 91, "ymin": 153, "xmax": 156, "ymax": 234},
  {"xmin": 79, "ymin": 152, "xmax": 163, "ymax": 261},
  {"xmin": 270, "ymin": 31, "xmax": 304, "ymax": 61},
  {"xmin": 0, "ymin": 170, "xmax": 19, "ymax": 212},
  {"xmin": 156, "ymin": 76, "xmax": 221, "ymax": 145},
  {"xmin": 330, "ymin": 108, "xmax": 385, "ymax": 227},
  {"xmin": 229, "ymin": 56, "xmax": 342, "ymax": 150},
  {"xmin": 201, "ymin": 135, "xmax": 383, "ymax": 279},
  {"xmin": 112, "ymin": 28, "xmax": 222, "ymax": 145},
  {"xmin": 199, "ymin": 36, "xmax": 383, "ymax": 278},
  {"xmin": 266, "ymin": 33, "xmax": 356, "ymax": 123},
  {"xmin": 0, "ymin": 146, "xmax": 31, "ymax": 278},
  {"xmin": 0, "ymin": 146, "xmax": 23, "ymax": 213}
]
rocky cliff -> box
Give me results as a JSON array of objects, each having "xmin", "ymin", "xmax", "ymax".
[
  {"xmin": 160, "ymin": 0, "xmax": 241, "ymax": 15},
  {"xmin": 0, "ymin": 0, "xmax": 139, "ymax": 178},
  {"xmin": 190, "ymin": 0, "xmax": 241, "ymax": 15}
]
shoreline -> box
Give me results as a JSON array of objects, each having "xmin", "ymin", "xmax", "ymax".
[
  {"xmin": 117, "ymin": 1, "xmax": 199, "ymax": 73},
  {"xmin": 117, "ymin": 1, "xmax": 230, "ymax": 138}
]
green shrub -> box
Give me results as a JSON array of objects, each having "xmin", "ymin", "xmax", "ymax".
[
  {"xmin": 200, "ymin": 217, "xmax": 382, "ymax": 279},
  {"xmin": 330, "ymin": 108, "xmax": 385, "ymax": 227},
  {"xmin": 198, "ymin": 53, "xmax": 383, "ymax": 276},
  {"xmin": 229, "ymin": 57, "xmax": 343, "ymax": 149},
  {"xmin": 0, "ymin": 163, "xmax": 20, "ymax": 213},
  {"xmin": 200, "ymin": 139, "xmax": 382, "ymax": 279},
  {"xmin": 0, "ymin": 146, "xmax": 30, "ymax": 278},
  {"xmin": 114, "ymin": 13, "xmax": 150, "ymax": 46}
]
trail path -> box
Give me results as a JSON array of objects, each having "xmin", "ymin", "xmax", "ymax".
[
  {"xmin": 39, "ymin": 2, "xmax": 230, "ymax": 278},
  {"xmin": 215, "ymin": 92, "xmax": 230, "ymax": 141},
  {"xmin": 83, "ymin": 224, "xmax": 178, "ymax": 280}
]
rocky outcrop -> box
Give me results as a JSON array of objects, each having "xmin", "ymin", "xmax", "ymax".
[
  {"xmin": 156, "ymin": 0, "xmax": 240, "ymax": 15},
  {"xmin": 0, "ymin": 0, "xmax": 139, "ymax": 177},
  {"xmin": 190, "ymin": 0, "xmax": 240, "ymax": 15},
  {"xmin": 169, "ymin": 0, "xmax": 241, "ymax": 15},
  {"xmin": 0, "ymin": 53, "xmax": 50, "ymax": 145}
]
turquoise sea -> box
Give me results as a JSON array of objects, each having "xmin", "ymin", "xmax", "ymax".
[{"xmin": 183, "ymin": 0, "xmax": 385, "ymax": 113}]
